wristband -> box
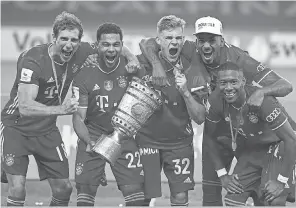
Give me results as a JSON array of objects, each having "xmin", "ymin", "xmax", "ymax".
[
  {"xmin": 216, "ymin": 168, "xmax": 227, "ymax": 177},
  {"xmin": 183, "ymin": 90, "xmax": 191, "ymax": 98},
  {"xmin": 277, "ymin": 174, "xmax": 289, "ymax": 184}
]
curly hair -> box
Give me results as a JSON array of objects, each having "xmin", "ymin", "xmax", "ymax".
[
  {"xmin": 96, "ymin": 22, "xmax": 123, "ymax": 41},
  {"xmin": 157, "ymin": 15, "xmax": 186, "ymax": 34},
  {"xmin": 52, "ymin": 11, "xmax": 83, "ymax": 40}
]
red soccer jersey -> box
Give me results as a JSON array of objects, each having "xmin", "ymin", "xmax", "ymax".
[
  {"xmin": 135, "ymin": 52, "xmax": 211, "ymax": 149},
  {"xmin": 181, "ymin": 41, "xmax": 273, "ymax": 91},
  {"xmin": 206, "ymin": 86, "xmax": 288, "ymax": 145},
  {"xmin": 182, "ymin": 40, "xmax": 296, "ymax": 131},
  {"xmin": 72, "ymin": 56, "xmax": 145, "ymax": 136},
  {"xmin": 1, "ymin": 42, "xmax": 96, "ymax": 136}
]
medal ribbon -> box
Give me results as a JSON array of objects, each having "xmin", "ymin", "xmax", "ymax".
[{"xmin": 51, "ymin": 59, "xmax": 68, "ymax": 105}]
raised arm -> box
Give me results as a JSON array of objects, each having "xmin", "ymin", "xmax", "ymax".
[{"xmin": 175, "ymin": 71, "xmax": 206, "ymax": 125}]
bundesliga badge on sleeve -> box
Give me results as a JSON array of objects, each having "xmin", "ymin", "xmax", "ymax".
[{"xmin": 92, "ymin": 77, "xmax": 163, "ymax": 165}]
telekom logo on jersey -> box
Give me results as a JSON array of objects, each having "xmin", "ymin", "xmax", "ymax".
[{"xmin": 95, "ymin": 95, "xmax": 109, "ymax": 112}]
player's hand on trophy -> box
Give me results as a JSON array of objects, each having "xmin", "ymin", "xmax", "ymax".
[
  {"xmin": 220, "ymin": 174, "xmax": 244, "ymax": 194},
  {"xmin": 83, "ymin": 54, "xmax": 99, "ymax": 68},
  {"xmin": 247, "ymin": 89, "xmax": 264, "ymax": 108},
  {"xmin": 175, "ymin": 71, "xmax": 189, "ymax": 95},
  {"xmin": 61, "ymin": 98, "xmax": 79, "ymax": 115},
  {"xmin": 125, "ymin": 58, "xmax": 140, "ymax": 74},
  {"xmin": 86, "ymin": 140, "xmax": 96, "ymax": 153},
  {"xmin": 262, "ymin": 180, "xmax": 285, "ymax": 202}
]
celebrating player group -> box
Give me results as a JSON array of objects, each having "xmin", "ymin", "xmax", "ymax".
[{"xmin": 1, "ymin": 10, "xmax": 295, "ymax": 207}]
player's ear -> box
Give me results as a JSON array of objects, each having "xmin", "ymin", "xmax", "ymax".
[
  {"xmin": 155, "ymin": 37, "xmax": 161, "ymax": 45},
  {"xmin": 242, "ymin": 76, "xmax": 246, "ymax": 86},
  {"xmin": 52, "ymin": 33, "xmax": 56, "ymax": 44},
  {"xmin": 220, "ymin": 37, "xmax": 225, "ymax": 47}
]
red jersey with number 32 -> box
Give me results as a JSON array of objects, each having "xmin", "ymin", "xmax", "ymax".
[
  {"xmin": 1, "ymin": 42, "xmax": 96, "ymax": 136},
  {"xmin": 135, "ymin": 52, "xmax": 210, "ymax": 149}
]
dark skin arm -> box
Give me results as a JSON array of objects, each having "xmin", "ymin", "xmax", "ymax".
[
  {"xmin": 72, "ymin": 106, "xmax": 95, "ymax": 152},
  {"xmin": 204, "ymin": 119, "xmax": 244, "ymax": 194},
  {"xmin": 204, "ymin": 119, "xmax": 227, "ymax": 171},
  {"xmin": 248, "ymin": 67, "xmax": 293, "ymax": 107},
  {"xmin": 263, "ymin": 121, "xmax": 296, "ymax": 202}
]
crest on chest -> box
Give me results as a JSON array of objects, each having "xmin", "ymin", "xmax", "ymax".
[
  {"xmin": 247, "ymin": 112, "xmax": 259, "ymax": 123},
  {"xmin": 117, "ymin": 76, "xmax": 128, "ymax": 88},
  {"xmin": 104, "ymin": 80, "xmax": 113, "ymax": 91}
]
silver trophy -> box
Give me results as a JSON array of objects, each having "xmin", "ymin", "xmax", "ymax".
[{"xmin": 92, "ymin": 77, "xmax": 162, "ymax": 165}]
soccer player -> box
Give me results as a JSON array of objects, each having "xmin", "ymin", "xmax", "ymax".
[
  {"xmin": 0, "ymin": 11, "xmax": 138, "ymax": 206},
  {"xmin": 72, "ymin": 23, "xmax": 146, "ymax": 207},
  {"xmin": 205, "ymin": 62, "xmax": 296, "ymax": 206},
  {"xmin": 138, "ymin": 16, "xmax": 294, "ymax": 206},
  {"xmin": 135, "ymin": 15, "xmax": 209, "ymax": 206}
]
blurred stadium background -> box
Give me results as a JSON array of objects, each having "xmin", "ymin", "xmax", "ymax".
[{"xmin": 1, "ymin": 1, "xmax": 296, "ymax": 206}]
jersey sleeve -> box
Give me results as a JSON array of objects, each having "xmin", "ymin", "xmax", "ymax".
[
  {"xmin": 205, "ymin": 90, "xmax": 223, "ymax": 123},
  {"xmin": 136, "ymin": 54, "xmax": 152, "ymax": 81},
  {"xmin": 72, "ymin": 67, "xmax": 90, "ymax": 108},
  {"xmin": 17, "ymin": 55, "xmax": 41, "ymax": 86},
  {"xmin": 237, "ymin": 50, "xmax": 273, "ymax": 85},
  {"xmin": 259, "ymin": 96, "xmax": 288, "ymax": 131},
  {"xmin": 180, "ymin": 40, "xmax": 197, "ymax": 62},
  {"xmin": 76, "ymin": 42, "xmax": 97, "ymax": 69}
]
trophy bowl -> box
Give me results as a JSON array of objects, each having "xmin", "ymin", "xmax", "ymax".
[{"xmin": 92, "ymin": 76, "xmax": 162, "ymax": 165}]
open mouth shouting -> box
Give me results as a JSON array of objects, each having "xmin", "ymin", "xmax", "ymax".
[
  {"xmin": 166, "ymin": 47, "xmax": 180, "ymax": 62},
  {"xmin": 60, "ymin": 48, "xmax": 74, "ymax": 62},
  {"xmin": 201, "ymin": 51, "xmax": 214, "ymax": 64},
  {"xmin": 106, "ymin": 54, "xmax": 117, "ymax": 64}
]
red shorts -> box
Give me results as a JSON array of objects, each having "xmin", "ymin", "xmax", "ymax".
[
  {"xmin": 225, "ymin": 142, "xmax": 295, "ymax": 205},
  {"xmin": 139, "ymin": 143, "xmax": 195, "ymax": 199},
  {"xmin": 1, "ymin": 124, "xmax": 69, "ymax": 180},
  {"xmin": 75, "ymin": 136, "xmax": 144, "ymax": 187}
]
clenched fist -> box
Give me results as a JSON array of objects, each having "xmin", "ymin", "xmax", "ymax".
[
  {"xmin": 61, "ymin": 98, "xmax": 79, "ymax": 115},
  {"xmin": 125, "ymin": 58, "xmax": 140, "ymax": 74},
  {"xmin": 175, "ymin": 70, "xmax": 188, "ymax": 95}
]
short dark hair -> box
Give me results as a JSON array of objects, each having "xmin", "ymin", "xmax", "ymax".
[
  {"xmin": 217, "ymin": 62, "xmax": 243, "ymax": 74},
  {"xmin": 96, "ymin": 23, "xmax": 123, "ymax": 41},
  {"xmin": 52, "ymin": 11, "xmax": 83, "ymax": 40}
]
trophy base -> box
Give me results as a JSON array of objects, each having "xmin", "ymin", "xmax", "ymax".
[{"xmin": 92, "ymin": 130, "xmax": 127, "ymax": 166}]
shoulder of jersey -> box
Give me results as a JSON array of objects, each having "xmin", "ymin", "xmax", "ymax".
[
  {"xmin": 20, "ymin": 43, "xmax": 49, "ymax": 60},
  {"xmin": 18, "ymin": 43, "xmax": 50, "ymax": 68},
  {"xmin": 245, "ymin": 85, "xmax": 260, "ymax": 97},
  {"xmin": 78, "ymin": 42, "xmax": 97, "ymax": 53},
  {"xmin": 226, "ymin": 43, "xmax": 249, "ymax": 57},
  {"xmin": 208, "ymin": 90, "xmax": 223, "ymax": 107},
  {"xmin": 120, "ymin": 55, "xmax": 128, "ymax": 65}
]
